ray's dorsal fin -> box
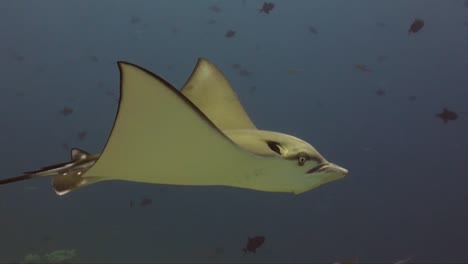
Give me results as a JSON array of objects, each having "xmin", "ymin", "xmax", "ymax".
[
  {"xmin": 181, "ymin": 58, "xmax": 257, "ymax": 130},
  {"xmin": 70, "ymin": 148, "xmax": 90, "ymax": 161}
]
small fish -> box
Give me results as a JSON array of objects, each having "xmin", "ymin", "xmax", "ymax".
[
  {"xmin": 214, "ymin": 247, "xmax": 224, "ymax": 255},
  {"xmin": 139, "ymin": 197, "xmax": 152, "ymax": 206},
  {"xmin": 210, "ymin": 5, "xmax": 221, "ymax": 13},
  {"xmin": 259, "ymin": 2, "xmax": 275, "ymax": 14},
  {"xmin": 61, "ymin": 143, "xmax": 70, "ymax": 151},
  {"xmin": 59, "ymin": 106, "xmax": 74, "ymax": 116},
  {"xmin": 40, "ymin": 235, "xmax": 53, "ymax": 242},
  {"xmin": 408, "ymin": 95, "xmax": 417, "ymax": 102},
  {"xmin": 249, "ymin": 86, "xmax": 257, "ymax": 93},
  {"xmin": 14, "ymin": 54, "xmax": 25, "ymax": 61},
  {"xmin": 130, "ymin": 16, "xmax": 141, "ymax": 24},
  {"xmin": 354, "ymin": 64, "xmax": 372, "ymax": 72},
  {"xmin": 308, "ymin": 26, "xmax": 318, "ymax": 34},
  {"xmin": 376, "ymin": 22, "xmax": 386, "ymax": 28},
  {"xmin": 332, "ymin": 261, "xmax": 357, "ymax": 264},
  {"xmin": 90, "ymin": 55, "xmax": 99, "ymax": 63},
  {"xmin": 408, "ymin": 19, "xmax": 424, "ymax": 34},
  {"xmin": 225, "ymin": 30, "xmax": 236, "ymax": 38},
  {"xmin": 129, "ymin": 200, "xmax": 134, "ymax": 208},
  {"xmin": 105, "ymin": 90, "xmax": 116, "ymax": 96},
  {"xmin": 232, "ymin": 64, "xmax": 241, "ymax": 69},
  {"xmin": 394, "ymin": 257, "xmax": 412, "ymax": 264},
  {"xmin": 239, "ymin": 69, "xmax": 251, "ymax": 77},
  {"xmin": 376, "ymin": 55, "xmax": 387, "ymax": 63},
  {"xmin": 242, "ymin": 236, "xmax": 265, "ymax": 255},
  {"xmin": 77, "ymin": 131, "xmax": 87, "ymax": 141},
  {"xmin": 105, "ymin": 90, "xmax": 119, "ymax": 102},
  {"xmin": 375, "ymin": 89, "xmax": 386, "ymax": 96},
  {"xmin": 287, "ymin": 69, "xmax": 303, "ymax": 75},
  {"xmin": 436, "ymin": 108, "xmax": 458, "ymax": 123}
]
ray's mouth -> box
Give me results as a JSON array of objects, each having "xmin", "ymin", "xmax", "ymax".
[{"xmin": 306, "ymin": 163, "xmax": 329, "ymax": 174}]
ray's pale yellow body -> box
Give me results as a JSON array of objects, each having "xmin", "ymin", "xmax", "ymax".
[
  {"xmin": 83, "ymin": 63, "xmax": 304, "ymax": 192},
  {"xmin": 0, "ymin": 58, "xmax": 348, "ymax": 195}
]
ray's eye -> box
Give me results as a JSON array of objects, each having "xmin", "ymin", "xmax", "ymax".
[{"xmin": 298, "ymin": 155, "xmax": 308, "ymax": 166}]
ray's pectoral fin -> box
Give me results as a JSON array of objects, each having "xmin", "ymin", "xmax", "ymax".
[
  {"xmin": 181, "ymin": 58, "xmax": 257, "ymax": 130},
  {"xmin": 80, "ymin": 61, "xmax": 256, "ymax": 187}
]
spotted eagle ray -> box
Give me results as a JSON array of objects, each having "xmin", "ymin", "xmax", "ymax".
[{"xmin": 0, "ymin": 58, "xmax": 348, "ymax": 195}]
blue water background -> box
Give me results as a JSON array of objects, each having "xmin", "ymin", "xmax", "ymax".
[{"xmin": 0, "ymin": 0, "xmax": 467, "ymax": 263}]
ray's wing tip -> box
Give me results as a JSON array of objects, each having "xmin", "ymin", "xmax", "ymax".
[
  {"xmin": 197, "ymin": 57, "xmax": 209, "ymax": 63},
  {"xmin": 117, "ymin": 61, "xmax": 133, "ymax": 69}
]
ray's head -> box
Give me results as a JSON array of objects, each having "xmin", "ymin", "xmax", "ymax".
[
  {"xmin": 224, "ymin": 129, "xmax": 348, "ymax": 194},
  {"xmin": 264, "ymin": 132, "xmax": 348, "ymax": 194}
]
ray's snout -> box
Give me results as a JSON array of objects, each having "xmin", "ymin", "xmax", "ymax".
[
  {"xmin": 331, "ymin": 163, "xmax": 348, "ymax": 175},
  {"xmin": 307, "ymin": 162, "xmax": 348, "ymax": 176}
]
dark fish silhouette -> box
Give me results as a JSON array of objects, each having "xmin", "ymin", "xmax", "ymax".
[
  {"xmin": 408, "ymin": 19, "xmax": 424, "ymax": 34},
  {"xmin": 140, "ymin": 197, "xmax": 152, "ymax": 206},
  {"xmin": 436, "ymin": 108, "xmax": 458, "ymax": 123},
  {"xmin": 61, "ymin": 143, "xmax": 70, "ymax": 151},
  {"xmin": 308, "ymin": 26, "xmax": 318, "ymax": 34},
  {"xmin": 77, "ymin": 131, "xmax": 87, "ymax": 141},
  {"xmin": 231, "ymin": 64, "xmax": 252, "ymax": 77},
  {"xmin": 130, "ymin": 197, "xmax": 152, "ymax": 207},
  {"xmin": 259, "ymin": 2, "xmax": 274, "ymax": 14},
  {"xmin": 59, "ymin": 106, "xmax": 73, "ymax": 116},
  {"xmin": 243, "ymin": 236, "xmax": 265, "ymax": 254},
  {"xmin": 376, "ymin": 22, "xmax": 386, "ymax": 28},
  {"xmin": 376, "ymin": 89, "xmax": 386, "ymax": 96},
  {"xmin": 239, "ymin": 69, "xmax": 251, "ymax": 77},
  {"xmin": 14, "ymin": 54, "xmax": 25, "ymax": 61},
  {"xmin": 90, "ymin": 55, "xmax": 99, "ymax": 63},
  {"xmin": 41, "ymin": 234, "xmax": 53, "ymax": 242},
  {"xmin": 210, "ymin": 5, "xmax": 221, "ymax": 13},
  {"xmin": 130, "ymin": 16, "xmax": 141, "ymax": 24},
  {"xmin": 225, "ymin": 30, "xmax": 236, "ymax": 38},
  {"xmin": 408, "ymin": 95, "xmax": 417, "ymax": 102},
  {"xmin": 354, "ymin": 64, "xmax": 372, "ymax": 72},
  {"xmin": 376, "ymin": 55, "xmax": 387, "ymax": 63},
  {"xmin": 105, "ymin": 90, "xmax": 119, "ymax": 102},
  {"xmin": 214, "ymin": 247, "xmax": 224, "ymax": 255}
]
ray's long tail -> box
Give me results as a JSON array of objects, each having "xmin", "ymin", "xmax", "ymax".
[{"xmin": 0, "ymin": 148, "xmax": 100, "ymax": 195}]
